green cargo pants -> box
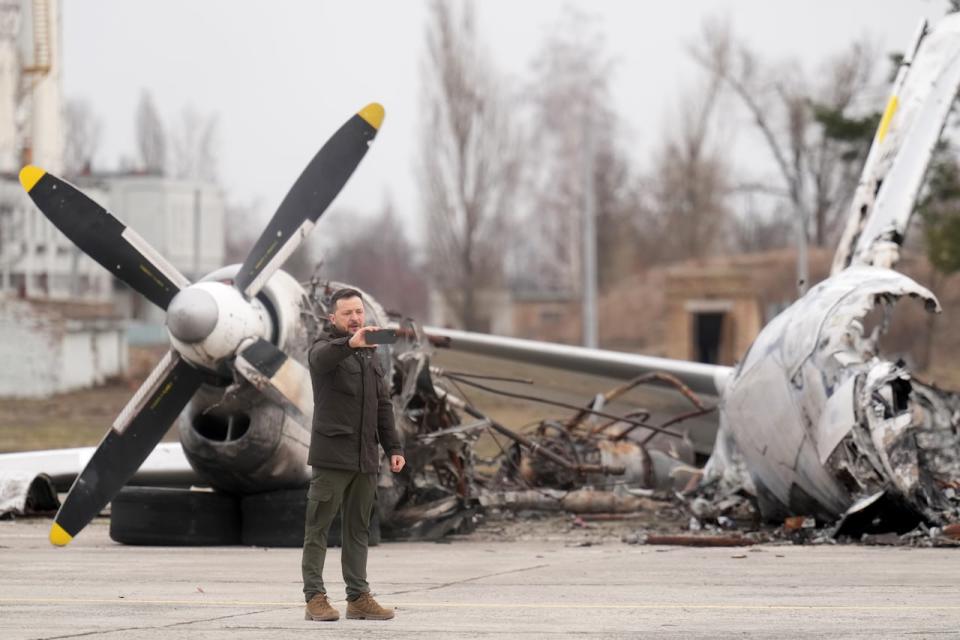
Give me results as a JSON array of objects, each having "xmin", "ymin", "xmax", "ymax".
[{"xmin": 302, "ymin": 467, "xmax": 377, "ymax": 602}]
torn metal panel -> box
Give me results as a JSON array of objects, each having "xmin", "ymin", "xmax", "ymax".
[
  {"xmin": 816, "ymin": 375, "xmax": 857, "ymax": 464},
  {"xmin": 709, "ymin": 265, "xmax": 959, "ymax": 526},
  {"xmin": 850, "ymin": 15, "xmax": 960, "ymax": 270},
  {"xmin": 833, "ymin": 15, "xmax": 960, "ymax": 273},
  {"xmin": 831, "ymin": 18, "xmax": 928, "ymax": 274}
]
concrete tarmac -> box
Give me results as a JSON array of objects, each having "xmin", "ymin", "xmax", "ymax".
[{"xmin": 2, "ymin": 517, "xmax": 959, "ymax": 639}]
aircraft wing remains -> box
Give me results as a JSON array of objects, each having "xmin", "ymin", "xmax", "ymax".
[{"xmin": 425, "ymin": 328, "xmax": 732, "ymax": 397}]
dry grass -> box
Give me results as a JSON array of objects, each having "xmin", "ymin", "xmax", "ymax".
[
  {"xmin": 0, "ymin": 346, "xmax": 174, "ymax": 453},
  {"xmin": 921, "ymin": 364, "xmax": 960, "ymax": 390}
]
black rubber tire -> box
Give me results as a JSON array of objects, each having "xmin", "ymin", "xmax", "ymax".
[
  {"xmin": 109, "ymin": 486, "xmax": 240, "ymax": 546},
  {"xmin": 240, "ymin": 487, "xmax": 381, "ymax": 548}
]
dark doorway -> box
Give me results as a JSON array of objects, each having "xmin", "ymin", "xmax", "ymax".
[{"xmin": 694, "ymin": 312, "xmax": 725, "ymax": 364}]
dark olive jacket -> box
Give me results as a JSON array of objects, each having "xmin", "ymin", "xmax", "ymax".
[{"xmin": 307, "ymin": 327, "xmax": 403, "ymax": 473}]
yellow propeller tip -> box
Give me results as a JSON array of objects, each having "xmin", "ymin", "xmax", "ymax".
[
  {"xmin": 19, "ymin": 165, "xmax": 45, "ymax": 192},
  {"xmin": 49, "ymin": 522, "xmax": 73, "ymax": 547},
  {"xmin": 358, "ymin": 103, "xmax": 385, "ymax": 130}
]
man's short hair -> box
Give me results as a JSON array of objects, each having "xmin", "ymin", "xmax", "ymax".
[{"xmin": 329, "ymin": 287, "xmax": 363, "ymax": 311}]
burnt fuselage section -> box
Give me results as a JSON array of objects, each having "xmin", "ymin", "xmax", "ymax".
[{"xmin": 709, "ymin": 266, "xmax": 960, "ymax": 526}]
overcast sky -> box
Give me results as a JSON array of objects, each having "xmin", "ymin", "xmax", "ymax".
[{"xmin": 61, "ymin": 0, "xmax": 950, "ymax": 237}]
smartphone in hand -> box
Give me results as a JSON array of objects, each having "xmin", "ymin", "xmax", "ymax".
[{"xmin": 364, "ymin": 328, "xmax": 398, "ymax": 345}]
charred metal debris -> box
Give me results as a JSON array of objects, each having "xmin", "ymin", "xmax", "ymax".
[
  {"xmin": 303, "ymin": 280, "xmax": 714, "ymax": 541},
  {"xmin": 697, "ymin": 268, "xmax": 960, "ymax": 547},
  {"xmin": 304, "ymin": 275, "xmax": 960, "ymax": 547}
]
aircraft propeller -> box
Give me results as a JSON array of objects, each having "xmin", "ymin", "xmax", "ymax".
[{"xmin": 19, "ymin": 103, "xmax": 384, "ymax": 545}]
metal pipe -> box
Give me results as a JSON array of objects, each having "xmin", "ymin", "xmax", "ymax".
[
  {"xmin": 443, "ymin": 373, "xmax": 684, "ymax": 440},
  {"xmin": 641, "ymin": 534, "xmax": 755, "ymax": 547},
  {"xmin": 459, "ymin": 403, "xmax": 624, "ymax": 476}
]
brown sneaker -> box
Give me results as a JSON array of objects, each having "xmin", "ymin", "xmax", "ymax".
[
  {"xmin": 346, "ymin": 592, "xmax": 395, "ymax": 620},
  {"xmin": 304, "ymin": 593, "xmax": 340, "ymax": 621}
]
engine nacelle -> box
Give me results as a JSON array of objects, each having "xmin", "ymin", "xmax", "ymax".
[
  {"xmin": 177, "ymin": 384, "xmax": 311, "ymax": 494},
  {"xmin": 174, "ymin": 266, "xmax": 313, "ymax": 493}
]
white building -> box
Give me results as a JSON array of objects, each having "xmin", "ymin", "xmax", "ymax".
[
  {"xmin": 96, "ymin": 175, "xmax": 226, "ymax": 281},
  {"xmin": 77, "ymin": 173, "xmax": 226, "ymax": 330},
  {"xmin": 0, "ymin": 172, "xmax": 226, "ymax": 309},
  {"xmin": 0, "ymin": 0, "xmax": 226, "ymax": 340},
  {"xmin": 0, "ymin": 178, "xmax": 114, "ymax": 301},
  {"xmin": 0, "ymin": 0, "xmax": 109, "ymax": 302},
  {"xmin": 0, "ymin": 296, "xmax": 127, "ymax": 397},
  {"xmin": 0, "ymin": 0, "xmax": 130, "ymax": 397},
  {"xmin": 0, "ymin": 0, "xmax": 228, "ymax": 394}
]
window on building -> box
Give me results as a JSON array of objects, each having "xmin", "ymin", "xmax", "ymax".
[
  {"xmin": 34, "ymin": 273, "xmax": 48, "ymax": 295},
  {"xmin": 11, "ymin": 273, "xmax": 25, "ymax": 298},
  {"xmin": 540, "ymin": 309, "xmax": 563, "ymax": 324}
]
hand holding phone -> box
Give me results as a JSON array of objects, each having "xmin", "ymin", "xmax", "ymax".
[{"xmin": 363, "ymin": 328, "xmax": 398, "ymax": 345}]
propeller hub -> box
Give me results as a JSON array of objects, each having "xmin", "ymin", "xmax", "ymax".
[
  {"xmin": 167, "ymin": 287, "xmax": 219, "ymax": 343},
  {"xmin": 167, "ymin": 281, "xmax": 274, "ymax": 372}
]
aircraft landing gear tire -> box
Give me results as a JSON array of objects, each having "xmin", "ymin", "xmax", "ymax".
[
  {"xmin": 109, "ymin": 487, "xmax": 241, "ymax": 546},
  {"xmin": 240, "ymin": 488, "xmax": 381, "ymax": 548}
]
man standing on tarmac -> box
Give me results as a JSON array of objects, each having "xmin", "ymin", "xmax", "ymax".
[{"xmin": 302, "ymin": 287, "xmax": 405, "ymax": 622}]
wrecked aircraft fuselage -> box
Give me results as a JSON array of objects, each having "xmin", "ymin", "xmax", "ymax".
[{"xmin": 708, "ymin": 266, "xmax": 960, "ymax": 527}]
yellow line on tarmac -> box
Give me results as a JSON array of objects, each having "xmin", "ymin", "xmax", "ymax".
[{"xmin": 2, "ymin": 597, "xmax": 960, "ymax": 612}]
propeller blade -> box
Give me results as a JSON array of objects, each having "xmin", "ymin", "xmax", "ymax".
[
  {"xmin": 234, "ymin": 103, "xmax": 384, "ymax": 297},
  {"xmin": 49, "ymin": 351, "xmax": 203, "ymax": 546},
  {"xmin": 234, "ymin": 338, "xmax": 313, "ymax": 426},
  {"xmin": 19, "ymin": 166, "xmax": 191, "ymax": 310}
]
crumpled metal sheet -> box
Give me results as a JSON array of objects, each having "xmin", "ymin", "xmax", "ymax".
[{"xmin": 0, "ymin": 472, "xmax": 60, "ymax": 517}]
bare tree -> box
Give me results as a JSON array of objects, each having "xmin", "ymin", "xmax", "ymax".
[
  {"xmin": 645, "ymin": 71, "xmax": 732, "ymax": 261},
  {"xmin": 691, "ymin": 19, "xmax": 879, "ymax": 248},
  {"xmin": 223, "ymin": 197, "xmax": 263, "ymax": 265},
  {"xmin": 728, "ymin": 197, "xmax": 796, "ymax": 252},
  {"xmin": 223, "ymin": 196, "xmax": 327, "ymax": 287},
  {"xmin": 169, "ymin": 106, "xmax": 219, "ymax": 182},
  {"xmin": 63, "ymin": 98, "xmax": 102, "ymax": 177},
  {"xmin": 418, "ymin": 0, "xmax": 522, "ymax": 330},
  {"xmin": 518, "ymin": 7, "xmax": 643, "ymax": 292},
  {"xmin": 320, "ymin": 201, "xmax": 428, "ymax": 318},
  {"xmin": 135, "ymin": 90, "xmax": 166, "ymax": 175}
]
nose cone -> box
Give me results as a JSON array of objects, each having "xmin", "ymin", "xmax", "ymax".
[{"xmin": 167, "ymin": 287, "xmax": 219, "ymax": 343}]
